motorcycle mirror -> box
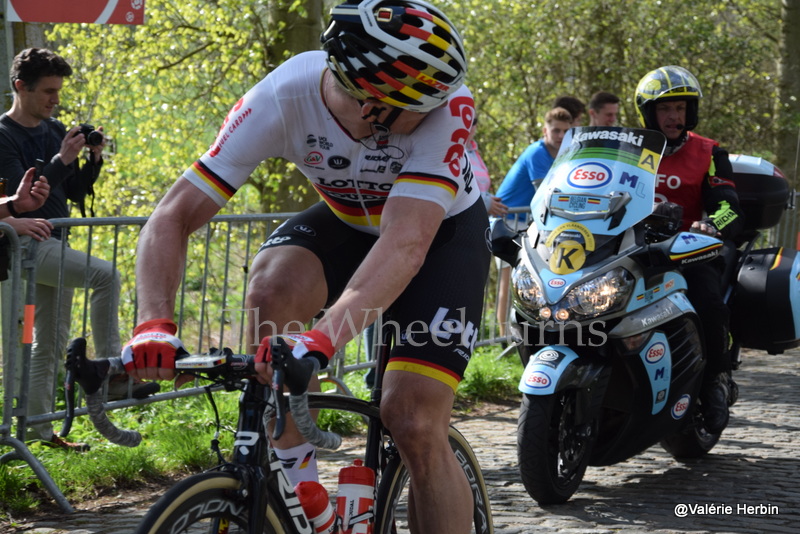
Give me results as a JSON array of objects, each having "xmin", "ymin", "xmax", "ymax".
[{"xmin": 490, "ymin": 217, "xmax": 522, "ymax": 265}]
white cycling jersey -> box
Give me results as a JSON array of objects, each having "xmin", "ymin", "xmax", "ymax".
[{"xmin": 183, "ymin": 51, "xmax": 480, "ymax": 236}]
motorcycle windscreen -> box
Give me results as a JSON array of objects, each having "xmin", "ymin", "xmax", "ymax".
[{"xmin": 530, "ymin": 127, "xmax": 666, "ymax": 274}]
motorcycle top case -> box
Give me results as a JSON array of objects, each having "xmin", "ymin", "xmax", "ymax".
[
  {"xmin": 729, "ymin": 154, "xmax": 789, "ymax": 231},
  {"xmin": 731, "ymin": 247, "xmax": 800, "ymax": 354}
]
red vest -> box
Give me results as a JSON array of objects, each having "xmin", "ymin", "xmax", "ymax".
[{"xmin": 655, "ymin": 132, "xmax": 718, "ymax": 230}]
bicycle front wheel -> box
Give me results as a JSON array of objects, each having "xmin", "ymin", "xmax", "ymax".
[
  {"xmin": 374, "ymin": 426, "xmax": 493, "ymax": 534},
  {"xmin": 134, "ymin": 472, "xmax": 288, "ymax": 534}
]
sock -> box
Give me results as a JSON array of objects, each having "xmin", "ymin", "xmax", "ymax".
[{"xmin": 274, "ymin": 442, "xmax": 319, "ymax": 486}]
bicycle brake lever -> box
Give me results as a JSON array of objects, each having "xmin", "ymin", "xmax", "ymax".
[
  {"xmin": 271, "ymin": 366, "xmax": 287, "ymax": 441},
  {"xmin": 65, "ymin": 337, "xmax": 111, "ymax": 395}
]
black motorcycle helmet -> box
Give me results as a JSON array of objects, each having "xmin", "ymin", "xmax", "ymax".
[{"xmin": 635, "ymin": 66, "xmax": 703, "ymax": 133}]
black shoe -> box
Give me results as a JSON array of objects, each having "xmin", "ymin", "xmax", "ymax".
[{"xmin": 700, "ymin": 378, "xmax": 730, "ymax": 434}]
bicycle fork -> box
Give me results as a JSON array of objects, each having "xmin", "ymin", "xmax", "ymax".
[{"xmin": 229, "ymin": 380, "xmax": 315, "ymax": 534}]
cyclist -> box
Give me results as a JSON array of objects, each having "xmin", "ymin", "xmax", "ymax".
[
  {"xmin": 635, "ymin": 65, "xmax": 743, "ymax": 434},
  {"xmin": 122, "ymin": 1, "xmax": 488, "ymax": 532}
]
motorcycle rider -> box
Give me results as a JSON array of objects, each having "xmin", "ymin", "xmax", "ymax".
[{"xmin": 635, "ymin": 65, "xmax": 744, "ymax": 434}]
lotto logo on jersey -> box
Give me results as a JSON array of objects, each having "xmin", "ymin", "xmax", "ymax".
[{"xmin": 567, "ymin": 162, "xmax": 613, "ymax": 189}]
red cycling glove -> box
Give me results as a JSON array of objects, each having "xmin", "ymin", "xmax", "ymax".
[
  {"xmin": 121, "ymin": 319, "xmax": 187, "ymax": 373},
  {"xmin": 256, "ymin": 329, "xmax": 335, "ymax": 369}
]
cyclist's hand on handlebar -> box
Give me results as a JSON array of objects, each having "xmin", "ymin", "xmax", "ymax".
[
  {"xmin": 254, "ymin": 329, "xmax": 334, "ymax": 385},
  {"xmin": 121, "ymin": 319, "xmax": 188, "ymax": 381}
]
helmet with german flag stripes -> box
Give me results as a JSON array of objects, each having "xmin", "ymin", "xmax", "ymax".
[
  {"xmin": 321, "ymin": 0, "xmax": 467, "ymax": 113},
  {"xmin": 635, "ymin": 66, "xmax": 703, "ymax": 132}
]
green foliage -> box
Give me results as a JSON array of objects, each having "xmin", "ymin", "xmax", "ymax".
[
  {"xmin": 457, "ymin": 345, "xmax": 523, "ymax": 402},
  {"xmin": 46, "ymin": 0, "xmax": 317, "ymax": 220},
  {"xmin": 444, "ymin": 0, "xmax": 783, "ymax": 188},
  {"xmin": 0, "ymin": 342, "xmax": 517, "ymax": 516}
]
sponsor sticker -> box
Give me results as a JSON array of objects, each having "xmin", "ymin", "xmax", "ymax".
[
  {"xmin": 524, "ymin": 370, "xmax": 551, "ymax": 389},
  {"xmin": 671, "ymin": 394, "xmax": 691, "ymax": 419},
  {"xmin": 567, "ymin": 162, "xmax": 613, "ymax": 189},
  {"xmin": 645, "ymin": 342, "xmax": 666, "ymax": 364}
]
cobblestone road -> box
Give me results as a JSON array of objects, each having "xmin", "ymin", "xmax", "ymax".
[{"xmin": 6, "ymin": 348, "xmax": 799, "ymax": 533}]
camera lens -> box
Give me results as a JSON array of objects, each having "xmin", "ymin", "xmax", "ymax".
[{"xmin": 86, "ymin": 130, "xmax": 104, "ymax": 146}]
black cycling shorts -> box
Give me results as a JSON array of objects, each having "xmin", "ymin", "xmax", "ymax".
[{"xmin": 257, "ymin": 201, "xmax": 491, "ymax": 391}]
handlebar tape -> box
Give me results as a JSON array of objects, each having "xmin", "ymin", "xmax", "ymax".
[{"xmin": 289, "ymin": 392, "xmax": 342, "ymax": 450}]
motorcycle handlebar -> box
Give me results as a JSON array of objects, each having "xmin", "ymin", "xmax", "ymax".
[{"xmin": 63, "ymin": 338, "xmax": 341, "ymax": 450}]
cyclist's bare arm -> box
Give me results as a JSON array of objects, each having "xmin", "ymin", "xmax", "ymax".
[
  {"xmin": 312, "ymin": 195, "xmax": 445, "ymax": 350},
  {"xmin": 131, "ymin": 178, "xmax": 221, "ymax": 381}
]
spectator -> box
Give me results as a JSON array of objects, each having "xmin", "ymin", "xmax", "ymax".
[
  {"xmin": 0, "ymin": 48, "xmax": 158, "ymax": 451},
  {"xmin": 588, "ymin": 91, "xmax": 620, "ymax": 126},
  {"xmin": 554, "ymin": 95, "xmax": 586, "ymax": 127},
  {"xmin": 467, "ymin": 115, "xmax": 508, "ymax": 217},
  {"xmin": 634, "ymin": 65, "xmax": 743, "ymax": 434},
  {"xmin": 494, "ymin": 107, "xmax": 572, "ymax": 338},
  {"xmin": 1, "ymin": 169, "xmax": 51, "ymax": 287}
]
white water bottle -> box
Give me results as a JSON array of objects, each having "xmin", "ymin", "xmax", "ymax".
[
  {"xmin": 336, "ymin": 459, "xmax": 375, "ymax": 534},
  {"xmin": 295, "ymin": 480, "xmax": 341, "ymax": 534}
]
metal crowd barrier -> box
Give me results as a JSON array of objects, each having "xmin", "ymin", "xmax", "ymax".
[
  {"xmin": 0, "ymin": 210, "xmax": 523, "ymax": 511},
  {"xmin": 11, "ymin": 202, "xmax": 790, "ymax": 511}
]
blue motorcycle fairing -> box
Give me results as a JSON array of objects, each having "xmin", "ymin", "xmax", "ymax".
[
  {"xmin": 610, "ymin": 292, "xmax": 694, "ymax": 339},
  {"xmin": 519, "ymin": 346, "xmax": 606, "ymax": 395},
  {"xmin": 527, "ymin": 127, "xmax": 667, "ymax": 302},
  {"xmin": 666, "ymin": 232, "xmax": 723, "ymax": 266},
  {"xmin": 626, "ymin": 271, "xmax": 688, "ymax": 313},
  {"xmin": 788, "ymin": 253, "xmax": 800, "ymax": 339},
  {"xmin": 637, "ymin": 331, "xmax": 672, "ymax": 415}
]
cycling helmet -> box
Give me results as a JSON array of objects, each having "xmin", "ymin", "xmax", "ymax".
[
  {"xmin": 321, "ymin": 0, "xmax": 467, "ymax": 113},
  {"xmin": 635, "ymin": 66, "xmax": 703, "ymax": 132}
]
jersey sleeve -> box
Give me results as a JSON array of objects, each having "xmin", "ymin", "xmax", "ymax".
[
  {"xmin": 388, "ymin": 91, "xmax": 479, "ymax": 214},
  {"xmin": 181, "ymin": 69, "xmax": 293, "ymax": 206}
]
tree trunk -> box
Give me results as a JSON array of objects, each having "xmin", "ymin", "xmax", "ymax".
[
  {"xmin": 776, "ymin": 0, "xmax": 800, "ymax": 248},
  {"xmin": 0, "ymin": 22, "xmax": 49, "ymax": 110},
  {"xmin": 264, "ymin": 0, "xmax": 325, "ymax": 214}
]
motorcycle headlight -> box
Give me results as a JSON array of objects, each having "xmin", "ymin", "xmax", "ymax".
[
  {"xmin": 564, "ymin": 267, "xmax": 634, "ymax": 320},
  {"xmin": 511, "ymin": 264, "xmax": 546, "ymax": 318}
]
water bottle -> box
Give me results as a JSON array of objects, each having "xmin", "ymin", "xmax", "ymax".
[
  {"xmin": 295, "ymin": 480, "xmax": 341, "ymax": 534},
  {"xmin": 336, "ymin": 459, "xmax": 375, "ymax": 534}
]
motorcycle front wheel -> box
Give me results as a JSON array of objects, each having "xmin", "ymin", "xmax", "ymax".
[{"xmin": 517, "ymin": 391, "xmax": 594, "ymax": 505}]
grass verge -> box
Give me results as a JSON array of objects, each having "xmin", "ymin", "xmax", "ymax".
[{"xmin": 0, "ymin": 344, "xmax": 523, "ymax": 519}]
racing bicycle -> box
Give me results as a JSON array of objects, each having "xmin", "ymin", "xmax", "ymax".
[{"xmin": 65, "ymin": 317, "xmax": 493, "ymax": 534}]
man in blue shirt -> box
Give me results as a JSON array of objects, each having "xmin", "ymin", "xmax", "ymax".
[{"xmin": 494, "ymin": 106, "xmax": 572, "ymax": 338}]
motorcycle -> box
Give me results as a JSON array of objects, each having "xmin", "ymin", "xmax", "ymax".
[{"xmin": 491, "ymin": 126, "xmax": 796, "ymax": 505}]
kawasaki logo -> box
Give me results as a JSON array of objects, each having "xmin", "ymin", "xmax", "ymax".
[{"xmin": 573, "ymin": 129, "xmax": 643, "ymax": 147}]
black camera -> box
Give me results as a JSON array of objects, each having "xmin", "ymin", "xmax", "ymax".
[{"xmin": 79, "ymin": 124, "xmax": 104, "ymax": 146}]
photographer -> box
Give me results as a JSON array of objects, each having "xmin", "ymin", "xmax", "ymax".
[{"xmin": 0, "ymin": 48, "xmax": 158, "ymax": 451}]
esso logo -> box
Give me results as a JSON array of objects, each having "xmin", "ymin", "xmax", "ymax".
[
  {"xmin": 525, "ymin": 371, "xmax": 551, "ymax": 388},
  {"xmin": 671, "ymin": 394, "xmax": 691, "ymax": 419},
  {"xmin": 548, "ymin": 278, "xmax": 566, "ymax": 288},
  {"xmin": 567, "ymin": 162, "xmax": 613, "ymax": 189},
  {"xmin": 645, "ymin": 342, "xmax": 666, "ymax": 364}
]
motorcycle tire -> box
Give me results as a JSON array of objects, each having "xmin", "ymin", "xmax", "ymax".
[
  {"xmin": 517, "ymin": 391, "xmax": 594, "ymax": 505},
  {"xmin": 660, "ymin": 411, "xmax": 721, "ymax": 458}
]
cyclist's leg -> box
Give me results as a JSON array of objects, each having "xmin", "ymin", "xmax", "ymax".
[
  {"xmin": 246, "ymin": 203, "xmax": 374, "ymax": 484},
  {"xmin": 379, "ymin": 200, "xmax": 491, "ymax": 533},
  {"xmin": 381, "ymin": 372, "xmax": 470, "ymax": 533}
]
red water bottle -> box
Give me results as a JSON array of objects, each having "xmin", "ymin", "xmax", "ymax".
[
  {"xmin": 336, "ymin": 459, "xmax": 375, "ymax": 534},
  {"xmin": 295, "ymin": 480, "xmax": 341, "ymax": 534}
]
